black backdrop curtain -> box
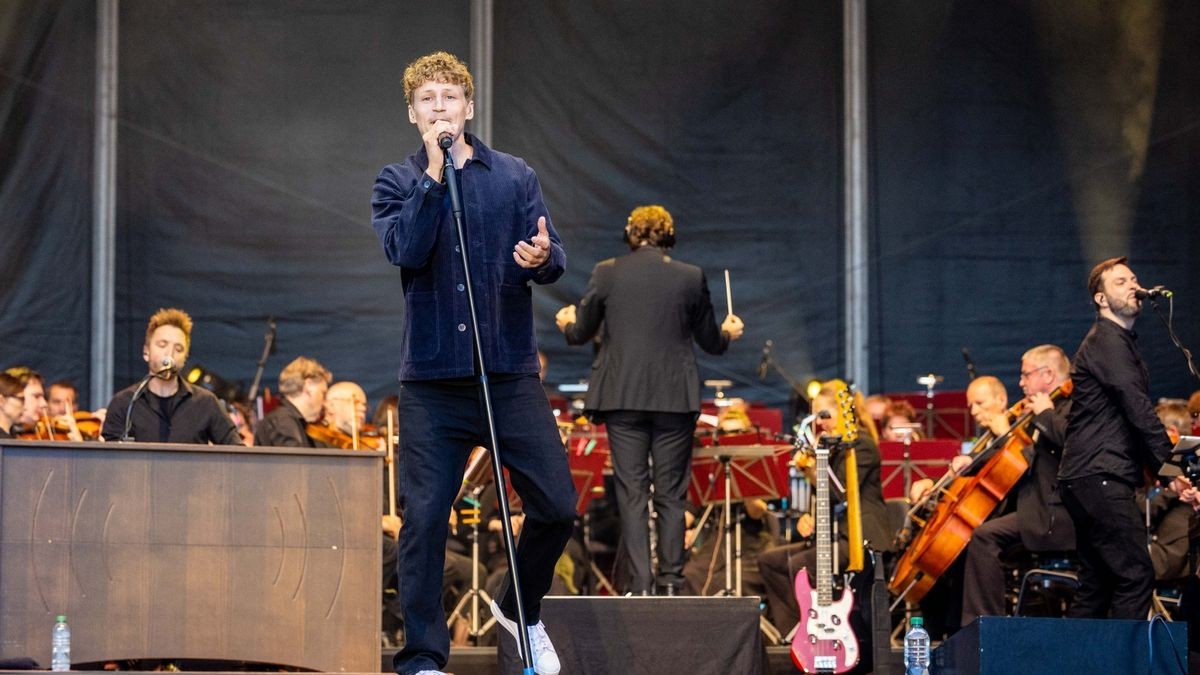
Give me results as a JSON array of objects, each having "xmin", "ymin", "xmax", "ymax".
[{"xmin": 2, "ymin": 0, "xmax": 1197, "ymax": 413}]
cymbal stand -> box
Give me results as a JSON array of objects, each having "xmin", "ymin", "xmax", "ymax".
[
  {"xmin": 895, "ymin": 424, "xmax": 918, "ymax": 500},
  {"xmin": 445, "ymin": 492, "xmax": 496, "ymax": 639},
  {"xmin": 916, "ymin": 373, "xmax": 943, "ymax": 440}
]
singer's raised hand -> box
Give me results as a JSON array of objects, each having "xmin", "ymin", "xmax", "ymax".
[
  {"xmin": 722, "ymin": 313, "xmax": 745, "ymax": 340},
  {"xmin": 514, "ymin": 216, "xmax": 551, "ymax": 268}
]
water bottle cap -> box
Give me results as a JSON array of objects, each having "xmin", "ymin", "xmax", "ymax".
[
  {"xmin": 910, "ymin": 616, "xmax": 923, "ymax": 627},
  {"xmin": 55, "ymin": 615, "xmax": 66, "ymax": 622}
]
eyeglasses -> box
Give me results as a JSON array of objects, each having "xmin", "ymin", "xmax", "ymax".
[{"xmin": 1019, "ymin": 365, "xmax": 1050, "ymax": 379}]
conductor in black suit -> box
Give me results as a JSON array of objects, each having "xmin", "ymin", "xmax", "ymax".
[{"xmin": 555, "ymin": 205, "xmax": 745, "ymax": 594}]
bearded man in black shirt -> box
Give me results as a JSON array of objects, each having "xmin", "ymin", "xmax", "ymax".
[{"xmin": 1058, "ymin": 256, "xmax": 1174, "ymax": 619}]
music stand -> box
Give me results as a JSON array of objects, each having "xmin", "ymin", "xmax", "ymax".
[
  {"xmin": 1157, "ymin": 435, "xmax": 1200, "ymax": 480},
  {"xmin": 690, "ymin": 444, "xmax": 791, "ymax": 595}
]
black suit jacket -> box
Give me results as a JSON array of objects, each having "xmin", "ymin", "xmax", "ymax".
[
  {"xmin": 564, "ymin": 246, "xmax": 729, "ymax": 414},
  {"xmin": 1016, "ymin": 397, "xmax": 1076, "ymax": 551}
]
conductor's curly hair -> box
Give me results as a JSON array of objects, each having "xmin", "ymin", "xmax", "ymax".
[
  {"xmin": 403, "ymin": 51, "xmax": 475, "ymax": 104},
  {"xmin": 625, "ymin": 205, "xmax": 676, "ymax": 249}
]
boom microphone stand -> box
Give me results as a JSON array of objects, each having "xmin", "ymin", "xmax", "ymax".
[{"xmin": 441, "ymin": 136, "xmax": 536, "ymax": 675}]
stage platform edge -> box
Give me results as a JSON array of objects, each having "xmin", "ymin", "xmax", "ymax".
[
  {"xmin": 497, "ymin": 595, "xmax": 764, "ymax": 675},
  {"xmin": 934, "ymin": 616, "xmax": 1188, "ymax": 674}
]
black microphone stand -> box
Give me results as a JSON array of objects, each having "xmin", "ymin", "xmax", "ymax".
[
  {"xmin": 246, "ymin": 316, "xmax": 277, "ymax": 413},
  {"xmin": 1145, "ymin": 295, "xmax": 1200, "ymax": 384},
  {"xmin": 121, "ymin": 361, "xmax": 173, "ymax": 441},
  {"xmin": 441, "ymin": 138, "xmax": 536, "ymax": 675}
]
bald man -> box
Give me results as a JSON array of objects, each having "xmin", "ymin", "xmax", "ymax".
[
  {"xmin": 908, "ymin": 376, "xmax": 1010, "ymax": 503},
  {"xmin": 324, "ymin": 381, "xmax": 370, "ymax": 445}
]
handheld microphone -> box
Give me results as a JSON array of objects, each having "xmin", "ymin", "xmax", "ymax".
[
  {"xmin": 438, "ymin": 132, "xmax": 454, "ymax": 150},
  {"xmin": 1134, "ymin": 285, "xmax": 1172, "ymax": 300},
  {"xmin": 758, "ymin": 339, "xmax": 773, "ymax": 381}
]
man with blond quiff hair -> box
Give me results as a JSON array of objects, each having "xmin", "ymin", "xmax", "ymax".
[
  {"xmin": 101, "ymin": 307, "xmax": 240, "ymax": 444},
  {"xmin": 372, "ymin": 50, "xmax": 574, "ymax": 675}
]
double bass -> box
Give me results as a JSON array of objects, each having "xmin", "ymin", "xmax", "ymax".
[{"xmin": 888, "ymin": 380, "xmax": 1073, "ymax": 604}]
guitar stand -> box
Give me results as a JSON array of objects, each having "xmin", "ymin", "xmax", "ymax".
[{"xmin": 445, "ymin": 498, "xmax": 496, "ymax": 640}]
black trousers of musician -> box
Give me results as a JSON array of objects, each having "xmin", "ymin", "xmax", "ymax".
[
  {"xmin": 1060, "ymin": 474, "xmax": 1154, "ymax": 619},
  {"xmin": 960, "ymin": 511, "xmax": 1023, "ymax": 625},
  {"xmin": 604, "ymin": 410, "xmax": 697, "ymax": 593},
  {"xmin": 392, "ymin": 375, "xmax": 577, "ymax": 675}
]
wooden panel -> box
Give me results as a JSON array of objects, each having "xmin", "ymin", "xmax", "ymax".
[{"xmin": 0, "ymin": 441, "xmax": 381, "ymax": 672}]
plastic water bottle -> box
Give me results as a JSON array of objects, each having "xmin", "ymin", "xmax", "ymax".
[
  {"xmin": 903, "ymin": 615, "xmax": 930, "ymax": 675},
  {"xmin": 51, "ymin": 615, "xmax": 70, "ymax": 671}
]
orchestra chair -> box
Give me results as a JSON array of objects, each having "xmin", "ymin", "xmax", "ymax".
[{"xmin": 1014, "ymin": 553, "xmax": 1079, "ymax": 617}]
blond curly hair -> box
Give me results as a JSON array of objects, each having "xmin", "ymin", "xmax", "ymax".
[
  {"xmin": 625, "ymin": 205, "xmax": 675, "ymax": 249},
  {"xmin": 403, "ymin": 51, "xmax": 474, "ymax": 104}
]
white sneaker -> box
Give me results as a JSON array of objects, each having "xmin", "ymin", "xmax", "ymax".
[
  {"xmin": 413, "ymin": 671, "xmax": 447, "ymax": 675},
  {"xmin": 489, "ymin": 598, "xmax": 561, "ymax": 675}
]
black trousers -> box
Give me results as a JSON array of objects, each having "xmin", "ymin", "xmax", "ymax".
[
  {"xmin": 604, "ymin": 410, "xmax": 696, "ymax": 592},
  {"xmin": 960, "ymin": 511, "xmax": 1022, "ymax": 625},
  {"xmin": 392, "ymin": 375, "xmax": 577, "ymax": 675},
  {"xmin": 1061, "ymin": 474, "xmax": 1154, "ymax": 619}
]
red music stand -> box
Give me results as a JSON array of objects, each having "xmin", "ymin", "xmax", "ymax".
[
  {"xmin": 565, "ymin": 425, "xmax": 611, "ymax": 515},
  {"xmin": 689, "ymin": 443, "xmax": 792, "ymax": 595},
  {"xmin": 689, "ymin": 444, "xmax": 792, "ymax": 506}
]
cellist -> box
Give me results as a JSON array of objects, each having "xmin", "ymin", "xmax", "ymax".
[
  {"xmin": 960, "ymin": 346, "xmax": 1075, "ymax": 625},
  {"xmin": 907, "ymin": 375, "xmax": 1011, "ymax": 502}
]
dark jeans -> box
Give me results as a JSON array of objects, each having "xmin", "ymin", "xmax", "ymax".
[
  {"xmin": 604, "ymin": 410, "xmax": 697, "ymax": 592},
  {"xmin": 392, "ymin": 375, "xmax": 577, "ymax": 675},
  {"xmin": 1061, "ymin": 474, "xmax": 1153, "ymax": 619},
  {"xmin": 961, "ymin": 511, "xmax": 1023, "ymax": 624}
]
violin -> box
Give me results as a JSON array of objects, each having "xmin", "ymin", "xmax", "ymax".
[
  {"xmin": 15, "ymin": 411, "xmax": 103, "ymax": 441},
  {"xmin": 305, "ymin": 420, "xmax": 383, "ymax": 450}
]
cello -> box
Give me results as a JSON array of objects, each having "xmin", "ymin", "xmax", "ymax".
[{"xmin": 888, "ymin": 380, "xmax": 1073, "ymax": 604}]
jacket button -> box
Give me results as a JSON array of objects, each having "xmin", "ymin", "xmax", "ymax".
[
  {"xmin": 423, "ymin": 180, "xmax": 431, "ymax": 189},
  {"xmin": 457, "ymin": 283, "xmax": 465, "ymax": 292},
  {"xmin": 454, "ymin": 245, "xmax": 461, "ymax": 253},
  {"xmin": 458, "ymin": 323, "xmax": 467, "ymax": 332}
]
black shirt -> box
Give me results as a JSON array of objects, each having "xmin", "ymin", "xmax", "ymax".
[
  {"xmin": 1059, "ymin": 317, "xmax": 1173, "ymax": 485},
  {"xmin": 101, "ymin": 377, "xmax": 242, "ymax": 445},
  {"xmin": 253, "ymin": 398, "xmax": 316, "ymax": 448}
]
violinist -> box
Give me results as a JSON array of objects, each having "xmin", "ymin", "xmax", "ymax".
[
  {"xmin": 1059, "ymin": 257, "xmax": 1174, "ymax": 619},
  {"xmin": 253, "ymin": 356, "xmax": 331, "ymax": 448},
  {"xmin": 961, "ymin": 346, "xmax": 1075, "ymax": 625},
  {"xmin": 311, "ymin": 381, "xmax": 376, "ymax": 450},
  {"xmin": 46, "ymin": 381, "xmax": 104, "ymax": 441},
  {"xmin": 0, "ymin": 372, "xmax": 24, "ymax": 438},
  {"xmin": 47, "ymin": 381, "xmax": 77, "ymax": 417},
  {"xmin": 4, "ymin": 367, "xmax": 89, "ymax": 441},
  {"xmin": 4, "ymin": 366, "xmax": 47, "ymax": 430},
  {"xmin": 101, "ymin": 308, "xmax": 242, "ymax": 445}
]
